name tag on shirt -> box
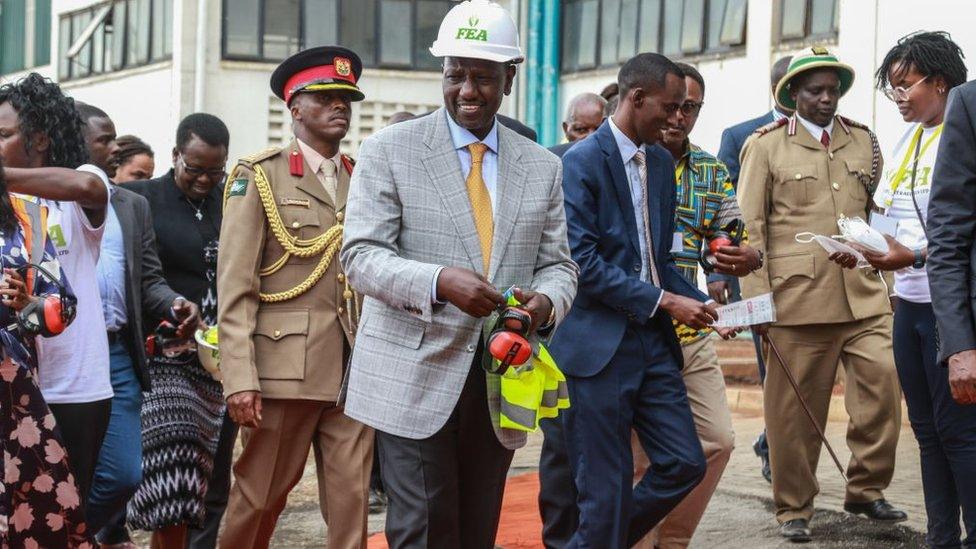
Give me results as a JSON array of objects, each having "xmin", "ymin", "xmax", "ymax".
[
  {"xmin": 670, "ymin": 232, "xmax": 683, "ymax": 253},
  {"xmin": 869, "ymin": 212, "xmax": 899, "ymax": 237}
]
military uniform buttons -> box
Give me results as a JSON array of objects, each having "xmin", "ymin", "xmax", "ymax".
[
  {"xmin": 795, "ymin": 173, "xmax": 802, "ymax": 180},
  {"xmin": 291, "ymin": 220, "xmax": 300, "ymax": 229},
  {"xmin": 273, "ymin": 329, "xmax": 281, "ymax": 338},
  {"xmin": 831, "ymin": 182, "xmax": 840, "ymax": 191},
  {"xmin": 337, "ymin": 273, "xmax": 345, "ymax": 283},
  {"xmin": 343, "ymin": 290, "xmax": 353, "ymax": 300},
  {"xmin": 338, "ymin": 307, "xmax": 345, "ymax": 314},
  {"xmin": 336, "ymin": 212, "xmax": 344, "ymax": 222},
  {"xmin": 828, "ymin": 152, "xmax": 835, "ymax": 160}
]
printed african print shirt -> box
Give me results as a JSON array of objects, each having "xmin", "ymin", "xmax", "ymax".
[{"xmin": 671, "ymin": 142, "xmax": 745, "ymax": 344}]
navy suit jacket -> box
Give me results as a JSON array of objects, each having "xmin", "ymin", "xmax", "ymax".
[
  {"xmin": 550, "ymin": 120, "xmax": 708, "ymax": 378},
  {"xmin": 717, "ymin": 111, "xmax": 774, "ymax": 186}
]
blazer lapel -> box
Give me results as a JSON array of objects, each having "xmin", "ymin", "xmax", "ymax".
[
  {"xmin": 111, "ymin": 190, "xmax": 136, "ymax": 275},
  {"xmin": 828, "ymin": 116, "xmax": 853, "ymax": 154},
  {"xmin": 488, "ymin": 125, "xmax": 526, "ymax": 281},
  {"xmin": 421, "ymin": 108, "xmax": 484, "ymax": 273},
  {"xmin": 643, "ymin": 145, "xmax": 667, "ymax": 256},
  {"xmin": 597, "ymin": 124, "xmax": 642, "ymax": 257},
  {"xmin": 289, "ymin": 140, "xmax": 336, "ymax": 209}
]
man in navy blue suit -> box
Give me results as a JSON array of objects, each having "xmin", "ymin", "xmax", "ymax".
[
  {"xmin": 712, "ymin": 55, "xmax": 792, "ymax": 484},
  {"xmin": 550, "ymin": 53, "xmax": 717, "ymax": 548}
]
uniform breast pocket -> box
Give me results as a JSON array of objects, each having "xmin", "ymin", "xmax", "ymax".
[
  {"xmin": 844, "ymin": 160, "xmax": 872, "ymax": 202},
  {"xmin": 253, "ymin": 309, "xmax": 309, "ymax": 380},
  {"xmin": 775, "ymin": 164, "xmax": 820, "ymax": 206},
  {"xmin": 768, "ymin": 253, "xmax": 815, "ymax": 291},
  {"xmin": 282, "ymin": 208, "xmax": 323, "ymax": 259}
]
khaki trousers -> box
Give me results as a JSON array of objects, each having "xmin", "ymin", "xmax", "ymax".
[
  {"xmin": 632, "ymin": 336, "xmax": 735, "ymax": 548},
  {"xmin": 219, "ymin": 399, "xmax": 374, "ymax": 549},
  {"xmin": 764, "ymin": 314, "xmax": 901, "ymax": 523}
]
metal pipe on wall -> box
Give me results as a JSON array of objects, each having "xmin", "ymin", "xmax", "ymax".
[{"xmin": 193, "ymin": 0, "xmax": 207, "ymax": 112}]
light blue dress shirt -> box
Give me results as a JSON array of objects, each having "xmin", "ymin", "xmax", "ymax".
[
  {"xmin": 431, "ymin": 113, "xmax": 502, "ymax": 301},
  {"xmin": 96, "ymin": 197, "xmax": 128, "ymax": 332},
  {"xmin": 608, "ymin": 116, "xmax": 665, "ymax": 316},
  {"xmin": 444, "ymin": 110, "xmax": 500, "ymax": 208}
]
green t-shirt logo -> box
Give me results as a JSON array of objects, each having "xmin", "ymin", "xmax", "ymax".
[{"xmin": 48, "ymin": 224, "xmax": 67, "ymax": 249}]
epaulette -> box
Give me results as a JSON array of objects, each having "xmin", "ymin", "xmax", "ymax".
[
  {"xmin": 836, "ymin": 115, "xmax": 872, "ymax": 134},
  {"xmin": 238, "ymin": 146, "xmax": 283, "ymax": 167},
  {"xmin": 752, "ymin": 117, "xmax": 788, "ymax": 138}
]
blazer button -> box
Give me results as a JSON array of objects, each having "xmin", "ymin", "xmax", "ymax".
[
  {"xmin": 466, "ymin": 344, "xmax": 476, "ymax": 353},
  {"xmin": 633, "ymin": 264, "xmax": 641, "ymax": 272},
  {"xmin": 831, "ymin": 182, "xmax": 841, "ymax": 191}
]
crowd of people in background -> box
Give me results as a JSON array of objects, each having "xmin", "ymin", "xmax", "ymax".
[{"xmin": 1, "ymin": 1, "xmax": 976, "ymax": 548}]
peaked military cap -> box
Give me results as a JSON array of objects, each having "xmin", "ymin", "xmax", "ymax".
[{"xmin": 270, "ymin": 46, "xmax": 365, "ymax": 105}]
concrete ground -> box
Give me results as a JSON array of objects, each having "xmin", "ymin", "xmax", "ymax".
[{"xmin": 129, "ymin": 403, "xmax": 926, "ymax": 548}]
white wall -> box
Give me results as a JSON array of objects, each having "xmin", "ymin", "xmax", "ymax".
[{"xmin": 558, "ymin": 0, "xmax": 976, "ymax": 161}]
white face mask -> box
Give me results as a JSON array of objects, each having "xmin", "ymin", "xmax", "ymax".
[
  {"xmin": 836, "ymin": 215, "xmax": 889, "ymax": 254},
  {"xmin": 795, "ymin": 232, "xmax": 871, "ymax": 268}
]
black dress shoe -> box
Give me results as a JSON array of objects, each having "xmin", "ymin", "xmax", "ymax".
[
  {"xmin": 780, "ymin": 519, "xmax": 811, "ymax": 543},
  {"xmin": 368, "ymin": 488, "xmax": 387, "ymax": 514},
  {"xmin": 844, "ymin": 499, "xmax": 908, "ymax": 522},
  {"xmin": 753, "ymin": 436, "xmax": 771, "ymax": 483}
]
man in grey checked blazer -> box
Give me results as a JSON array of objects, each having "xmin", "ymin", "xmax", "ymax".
[{"xmin": 340, "ymin": 3, "xmax": 577, "ymax": 547}]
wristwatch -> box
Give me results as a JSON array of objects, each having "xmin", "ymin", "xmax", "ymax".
[
  {"xmin": 753, "ymin": 250, "xmax": 765, "ymax": 271},
  {"xmin": 912, "ymin": 248, "xmax": 926, "ymax": 269}
]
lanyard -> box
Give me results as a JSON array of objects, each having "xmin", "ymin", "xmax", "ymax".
[{"xmin": 882, "ymin": 124, "xmax": 943, "ymax": 208}]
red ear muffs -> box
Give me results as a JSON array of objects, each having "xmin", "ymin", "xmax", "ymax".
[
  {"xmin": 487, "ymin": 307, "xmax": 533, "ymax": 373},
  {"xmin": 41, "ymin": 296, "xmax": 67, "ymax": 335}
]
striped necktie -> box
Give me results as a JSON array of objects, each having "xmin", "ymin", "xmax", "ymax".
[{"xmin": 466, "ymin": 143, "xmax": 493, "ymax": 274}]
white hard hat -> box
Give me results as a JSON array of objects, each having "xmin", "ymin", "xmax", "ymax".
[{"xmin": 429, "ymin": 0, "xmax": 524, "ymax": 64}]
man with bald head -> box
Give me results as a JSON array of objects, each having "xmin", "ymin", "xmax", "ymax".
[{"xmin": 550, "ymin": 92, "xmax": 608, "ymax": 157}]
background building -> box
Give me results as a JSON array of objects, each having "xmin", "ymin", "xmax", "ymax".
[{"xmin": 1, "ymin": 0, "xmax": 976, "ymax": 174}]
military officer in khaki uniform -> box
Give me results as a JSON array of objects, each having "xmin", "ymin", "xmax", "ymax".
[
  {"xmin": 216, "ymin": 46, "xmax": 371, "ymax": 548},
  {"xmin": 738, "ymin": 48, "xmax": 907, "ymax": 542}
]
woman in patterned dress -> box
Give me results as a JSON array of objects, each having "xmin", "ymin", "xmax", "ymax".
[{"xmin": 0, "ymin": 162, "xmax": 89, "ymax": 548}]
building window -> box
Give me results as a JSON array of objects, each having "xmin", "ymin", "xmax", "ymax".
[
  {"xmin": 0, "ymin": 0, "xmax": 53, "ymax": 75},
  {"xmin": 561, "ymin": 0, "xmax": 747, "ymax": 73},
  {"xmin": 778, "ymin": 0, "xmax": 838, "ymax": 42},
  {"xmin": 57, "ymin": 0, "xmax": 173, "ymax": 81},
  {"xmin": 221, "ymin": 0, "xmax": 453, "ymax": 71}
]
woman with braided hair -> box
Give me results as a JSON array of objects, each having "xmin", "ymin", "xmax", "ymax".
[
  {"xmin": 855, "ymin": 30, "xmax": 975, "ymax": 547},
  {"xmin": 112, "ymin": 135, "xmax": 155, "ymax": 184}
]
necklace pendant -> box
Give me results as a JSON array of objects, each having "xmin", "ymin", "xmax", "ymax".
[{"xmin": 195, "ymin": 210, "xmax": 203, "ymax": 221}]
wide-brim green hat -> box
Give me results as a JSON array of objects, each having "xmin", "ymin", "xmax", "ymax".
[{"xmin": 775, "ymin": 47, "xmax": 855, "ymax": 110}]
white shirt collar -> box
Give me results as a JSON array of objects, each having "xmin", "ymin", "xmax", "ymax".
[
  {"xmin": 608, "ymin": 115, "xmax": 641, "ymax": 164},
  {"xmin": 796, "ymin": 114, "xmax": 834, "ymax": 141}
]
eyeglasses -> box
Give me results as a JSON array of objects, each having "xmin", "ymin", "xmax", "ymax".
[
  {"xmin": 882, "ymin": 75, "xmax": 929, "ymax": 102},
  {"xmin": 178, "ymin": 154, "xmax": 226, "ymax": 182},
  {"xmin": 680, "ymin": 101, "xmax": 704, "ymax": 116}
]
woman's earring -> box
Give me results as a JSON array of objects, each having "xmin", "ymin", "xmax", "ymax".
[{"xmin": 939, "ymin": 87, "xmax": 946, "ymax": 94}]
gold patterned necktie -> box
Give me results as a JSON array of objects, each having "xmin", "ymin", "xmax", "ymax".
[
  {"xmin": 320, "ymin": 158, "xmax": 338, "ymax": 202},
  {"xmin": 465, "ymin": 142, "xmax": 493, "ymax": 273}
]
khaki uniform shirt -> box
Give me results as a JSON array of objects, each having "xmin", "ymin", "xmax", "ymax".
[
  {"xmin": 738, "ymin": 115, "xmax": 890, "ymax": 326},
  {"xmin": 217, "ymin": 139, "xmax": 355, "ymax": 401}
]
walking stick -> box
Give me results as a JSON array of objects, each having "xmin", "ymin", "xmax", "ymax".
[{"xmin": 763, "ymin": 334, "xmax": 849, "ymax": 483}]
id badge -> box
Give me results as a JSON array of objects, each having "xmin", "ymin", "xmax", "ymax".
[
  {"xmin": 869, "ymin": 212, "xmax": 899, "ymax": 237},
  {"xmin": 670, "ymin": 232, "xmax": 683, "ymax": 253}
]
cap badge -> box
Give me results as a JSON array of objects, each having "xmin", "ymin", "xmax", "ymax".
[
  {"xmin": 335, "ymin": 57, "xmax": 352, "ymax": 77},
  {"xmin": 811, "ymin": 46, "xmax": 829, "ymax": 55}
]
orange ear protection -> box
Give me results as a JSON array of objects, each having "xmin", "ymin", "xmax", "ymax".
[
  {"xmin": 8, "ymin": 263, "xmax": 76, "ymax": 337},
  {"xmin": 486, "ymin": 306, "xmax": 533, "ymax": 374}
]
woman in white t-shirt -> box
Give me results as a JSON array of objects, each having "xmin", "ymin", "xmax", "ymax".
[{"xmin": 863, "ymin": 32, "xmax": 976, "ymax": 547}]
